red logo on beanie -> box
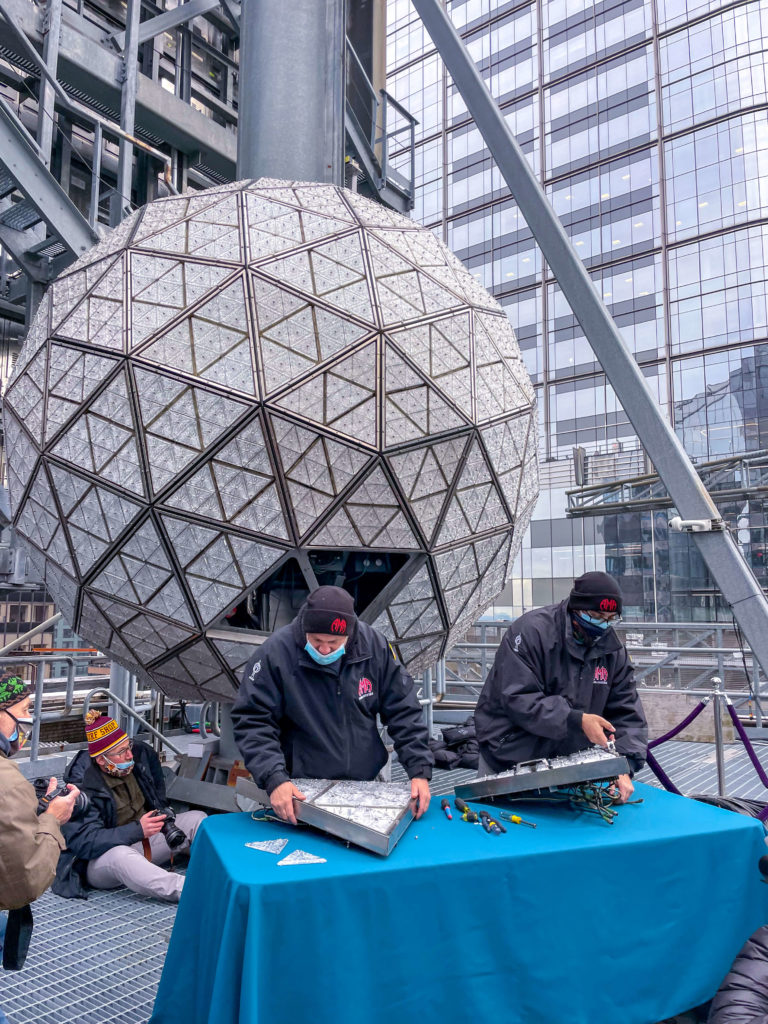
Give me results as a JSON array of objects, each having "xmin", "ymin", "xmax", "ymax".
[
  {"xmin": 599, "ymin": 599, "xmax": 617, "ymax": 612},
  {"xmin": 330, "ymin": 617, "xmax": 347, "ymax": 634}
]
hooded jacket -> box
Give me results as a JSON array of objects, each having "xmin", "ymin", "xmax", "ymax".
[
  {"xmin": 52, "ymin": 739, "xmax": 167, "ymax": 899},
  {"xmin": 232, "ymin": 611, "xmax": 433, "ymax": 794},
  {"xmin": 475, "ymin": 600, "xmax": 647, "ymax": 774},
  {"xmin": 0, "ymin": 733, "xmax": 65, "ymax": 910}
]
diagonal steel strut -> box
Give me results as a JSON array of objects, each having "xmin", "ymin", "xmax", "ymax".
[{"xmin": 411, "ymin": 0, "xmax": 768, "ymax": 678}]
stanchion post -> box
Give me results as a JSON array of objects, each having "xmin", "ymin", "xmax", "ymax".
[
  {"xmin": 29, "ymin": 662, "xmax": 45, "ymax": 764},
  {"xmin": 712, "ymin": 675, "xmax": 726, "ymax": 796}
]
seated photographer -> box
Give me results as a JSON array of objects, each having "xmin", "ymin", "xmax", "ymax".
[{"xmin": 53, "ymin": 711, "xmax": 206, "ymax": 903}]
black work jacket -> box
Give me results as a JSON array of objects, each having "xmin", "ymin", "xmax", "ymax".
[
  {"xmin": 475, "ymin": 600, "xmax": 647, "ymax": 774},
  {"xmin": 708, "ymin": 926, "xmax": 768, "ymax": 1024},
  {"xmin": 232, "ymin": 613, "xmax": 433, "ymax": 794},
  {"xmin": 52, "ymin": 740, "xmax": 167, "ymax": 899}
]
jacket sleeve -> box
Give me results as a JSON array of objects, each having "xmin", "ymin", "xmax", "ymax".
[
  {"xmin": 61, "ymin": 803, "xmax": 143, "ymax": 861},
  {"xmin": 377, "ymin": 645, "xmax": 434, "ymax": 781},
  {"xmin": 603, "ymin": 649, "xmax": 648, "ymax": 774},
  {"xmin": 231, "ymin": 651, "xmax": 290, "ymax": 795},
  {"xmin": 491, "ymin": 626, "xmax": 579, "ymax": 741},
  {"xmin": 0, "ymin": 761, "xmax": 66, "ymax": 913},
  {"xmin": 0, "ymin": 760, "xmax": 66, "ymax": 910}
]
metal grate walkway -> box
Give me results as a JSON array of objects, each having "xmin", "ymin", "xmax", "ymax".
[
  {"xmin": 0, "ymin": 877, "xmax": 182, "ymax": 1024},
  {"xmin": 635, "ymin": 739, "xmax": 768, "ymax": 800}
]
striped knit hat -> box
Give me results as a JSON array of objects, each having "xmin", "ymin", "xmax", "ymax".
[
  {"xmin": 0, "ymin": 675, "xmax": 31, "ymax": 712},
  {"xmin": 85, "ymin": 710, "xmax": 128, "ymax": 758}
]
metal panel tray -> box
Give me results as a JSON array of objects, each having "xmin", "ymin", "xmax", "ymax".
[
  {"xmin": 235, "ymin": 776, "xmax": 415, "ymax": 856},
  {"xmin": 455, "ymin": 748, "xmax": 630, "ymax": 801}
]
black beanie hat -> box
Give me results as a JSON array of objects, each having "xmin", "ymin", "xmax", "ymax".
[
  {"xmin": 302, "ymin": 586, "xmax": 356, "ymax": 637},
  {"xmin": 568, "ymin": 571, "xmax": 622, "ymax": 615}
]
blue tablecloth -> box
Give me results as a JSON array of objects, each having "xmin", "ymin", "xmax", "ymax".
[{"xmin": 151, "ymin": 784, "xmax": 768, "ymax": 1024}]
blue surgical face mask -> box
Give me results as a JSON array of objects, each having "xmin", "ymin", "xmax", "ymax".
[
  {"xmin": 305, "ymin": 641, "xmax": 346, "ymax": 666},
  {"xmin": 103, "ymin": 754, "xmax": 134, "ymax": 777},
  {"xmin": 577, "ymin": 611, "xmax": 615, "ymax": 638}
]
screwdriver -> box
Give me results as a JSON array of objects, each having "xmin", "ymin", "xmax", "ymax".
[
  {"xmin": 454, "ymin": 797, "xmax": 479, "ymax": 823},
  {"xmin": 498, "ymin": 810, "xmax": 537, "ymax": 829},
  {"xmin": 440, "ymin": 798, "xmax": 453, "ymax": 820},
  {"xmin": 479, "ymin": 810, "xmax": 506, "ymax": 835}
]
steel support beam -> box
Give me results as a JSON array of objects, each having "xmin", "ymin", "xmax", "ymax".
[
  {"xmin": 35, "ymin": 0, "xmax": 63, "ymax": 167},
  {"xmin": 411, "ymin": 0, "xmax": 768, "ymax": 680},
  {"xmin": 111, "ymin": 0, "xmax": 140, "ymax": 226},
  {"xmin": 236, "ymin": 0, "xmax": 345, "ymax": 183},
  {"xmin": 110, "ymin": 0, "xmax": 238, "ymax": 50},
  {"xmin": 0, "ymin": 98, "xmax": 97, "ymax": 257},
  {"xmin": 0, "ymin": 0, "xmax": 237, "ymax": 178}
]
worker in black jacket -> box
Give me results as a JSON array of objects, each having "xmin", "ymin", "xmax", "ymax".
[
  {"xmin": 232, "ymin": 586, "xmax": 433, "ymax": 824},
  {"xmin": 475, "ymin": 571, "xmax": 647, "ymax": 803}
]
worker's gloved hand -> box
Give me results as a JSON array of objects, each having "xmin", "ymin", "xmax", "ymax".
[
  {"xmin": 269, "ymin": 781, "xmax": 306, "ymax": 825},
  {"xmin": 410, "ymin": 777, "xmax": 431, "ymax": 820},
  {"xmin": 581, "ymin": 713, "xmax": 615, "ymax": 747}
]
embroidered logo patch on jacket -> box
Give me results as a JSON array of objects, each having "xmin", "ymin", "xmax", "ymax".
[
  {"xmin": 593, "ymin": 666, "xmax": 609, "ymax": 684},
  {"xmin": 357, "ymin": 677, "xmax": 374, "ymax": 700}
]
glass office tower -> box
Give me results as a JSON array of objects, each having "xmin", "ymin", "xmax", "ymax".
[{"xmin": 387, "ymin": 0, "xmax": 768, "ymax": 622}]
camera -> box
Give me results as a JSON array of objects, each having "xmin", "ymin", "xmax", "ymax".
[
  {"xmin": 154, "ymin": 805, "xmax": 186, "ymax": 850},
  {"xmin": 35, "ymin": 780, "xmax": 90, "ymax": 819}
]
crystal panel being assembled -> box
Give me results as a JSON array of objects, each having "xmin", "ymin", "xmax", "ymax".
[{"xmin": 4, "ymin": 180, "xmax": 538, "ymax": 699}]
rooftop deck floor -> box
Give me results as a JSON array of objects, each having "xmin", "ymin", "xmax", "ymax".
[{"xmin": 4, "ymin": 739, "xmax": 767, "ymax": 1024}]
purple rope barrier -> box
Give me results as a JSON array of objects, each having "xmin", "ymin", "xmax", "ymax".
[
  {"xmin": 644, "ymin": 748, "xmax": 682, "ymax": 795},
  {"xmin": 647, "ymin": 699, "xmax": 709, "ymax": 749},
  {"xmin": 725, "ymin": 704, "xmax": 768, "ymax": 821}
]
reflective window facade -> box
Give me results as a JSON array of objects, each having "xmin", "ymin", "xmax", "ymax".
[{"xmin": 388, "ymin": 0, "xmax": 768, "ymax": 621}]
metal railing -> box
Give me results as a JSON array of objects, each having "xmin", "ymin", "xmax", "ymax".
[
  {"xmin": 567, "ymin": 447, "xmax": 768, "ymax": 518},
  {"xmin": 346, "ymin": 35, "xmax": 417, "ymax": 203}
]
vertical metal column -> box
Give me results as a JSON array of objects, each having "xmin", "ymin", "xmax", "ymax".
[
  {"xmin": 108, "ymin": 662, "xmax": 131, "ymax": 731},
  {"xmin": 711, "ymin": 676, "xmax": 727, "ymax": 796},
  {"xmin": 412, "ymin": 0, "xmax": 768, "ymax": 681},
  {"xmin": 36, "ymin": 0, "xmax": 63, "ymax": 168},
  {"xmin": 236, "ymin": 0, "xmax": 346, "ymax": 183},
  {"xmin": 112, "ymin": 0, "xmax": 141, "ymax": 225}
]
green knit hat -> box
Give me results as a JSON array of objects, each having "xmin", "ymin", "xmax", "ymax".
[{"xmin": 0, "ymin": 676, "xmax": 31, "ymax": 712}]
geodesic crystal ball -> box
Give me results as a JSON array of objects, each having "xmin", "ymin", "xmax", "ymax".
[{"xmin": 4, "ymin": 180, "xmax": 538, "ymax": 701}]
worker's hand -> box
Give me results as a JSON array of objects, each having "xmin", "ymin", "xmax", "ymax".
[
  {"xmin": 581, "ymin": 713, "xmax": 615, "ymax": 747},
  {"xmin": 615, "ymin": 773, "xmax": 634, "ymax": 803},
  {"xmin": 140, "ymin": 810, "xmax": 167, "ymax": 838},
  {"xmin": 270, "ymin": 781, "xmax": 306, "ymax": 826},
  {"xmin": 44, "ymin": 781, "xmax": 81, "ymax": 826},
  {"xmin": 410, "ymin": 777, "xmax": 431, "ymax": 820}
]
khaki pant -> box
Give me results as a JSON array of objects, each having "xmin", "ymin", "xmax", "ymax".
[{"xmin": 86, "ymin": 810, "xmax": 206, "ymax": 902}]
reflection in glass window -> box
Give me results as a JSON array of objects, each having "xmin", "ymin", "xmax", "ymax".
[
  {"xmin": 658, "ymin": 0, "xmax": 741, "ymax": 33},
  {"xmin": 447, "ymin": 5, "xmax": 538, "ymax": 121},
  {"xmin": 544, "ymin": 0, "xmax": 651, "ymax": 81},
  {"xmin": 660, "ymin": 4, "xmax": 768, "ymax": 132},
  {"xmin": 500, "ymin": 288, "xmax": 542, "ymax": 382},
  {"xmin": 548, "ymin": 366, "xmax": 668, "ymax": 457},
  {"xmin": 545, "ymin": 48, "xmax": 656, "ymax": 175},
  {"xmin": 547, "ymin": 148, "xmax": 659, "ymax": 265},
  {"xmin": 548, "ymin": 255, "xmax": 664, "ymax": 379},
  {"xmin": 387, "ymin": 54, "xmax": 444, "ymax": 143},
  {"xmin": 673, "ymin": 345, "xmax": 768, "ymax": 457},
  {"xmin": 669, "ymin": 225, "xmax": 768, "ymax": 354},
  {"xmin": 666, "ymin": 111, "xmax": 768, "ymax": 241}
]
